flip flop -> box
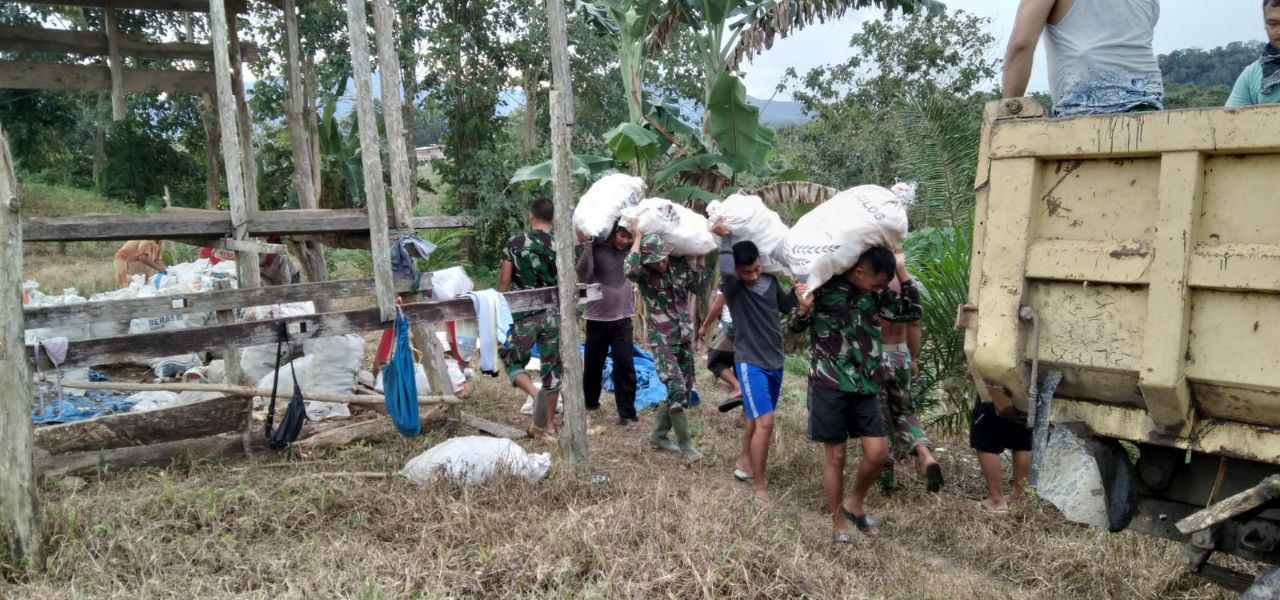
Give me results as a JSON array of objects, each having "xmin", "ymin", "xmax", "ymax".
[
  {"xmin": 733, "ymin": 468, "xmax": 752, "ymax": 483},
  {"xmin": 978, "ymin": 501, "xmax": 1010, "ymax": 514},
  {"xmin": 718, "ymin": 393, "xmax": 744, "ymax": 413},
  {"xmin": 840, "ymin": 506, "xmax": 879, "ymax": 537},
  {"xmin": 926, "ymin": 463, "xmax": 944, "ymax": 493},
  {"xmin": 832, "ymin": 531, "xmax": 854, "ymax": 545}
]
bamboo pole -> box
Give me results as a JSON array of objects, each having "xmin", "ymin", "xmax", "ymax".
[
  {"xmin": 345, "ymin": 0, "xmax": 396, "ymax": 322},
  {"xmin": 544, "ymin": 0, "xmax": 589, "ymax": 477},
  {"xmin": 57, "ymin": 381, "xmax": 462, "ymax": 406},
  {"xmin": 0, "ymin": 124, "xmax": 43, "ymax": 569}
]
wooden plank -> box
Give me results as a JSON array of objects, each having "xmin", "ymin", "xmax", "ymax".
[
  {"xmin": 104, "ymin": 9, "xmax": 125, "ymax": 121},
  {"xmin": 172, "ymin": 236, "xmax": 287, "ymax": 255},
  {"xmin": 56, "ymin": 381, "xmax": 461, "ymax": 406},
  {"xmin": 31, "ymin": 287, "xmax": 564, "ymax": 369},
  {"xmin": 37, "ymin": 433, "xmax": 246, "ymax": 478},
  {"xmin": 1138, "ymin": 151, "xmax": 1204, "ymax": 435},
  {"xmin": 346, "ymin": 0, "xmax": 396, "ymax": 322},
  {"xmin": 34, "ymin": 395, "xmax": 249, "ymax": 454},
  {"xmin": 0, "ymin": 60, "xmax": 215, "ymax": 94},
  {"xmin": 0, "ymin": 26, "xmax": 258, "ymax": 62},
  {"xmin": 460, "ymin": 412, "xmax": 529, "ymax": 440},
  {"xmin": 24, "ymin": 278, "xmax": 417, "ymax": 329},
  {"xmin": 370, "ymin": 0, "xmax": 414, "ymax": 228},
  {"xmin": 546, "ymin": 0, "xmax": 589, "ymax": 478},
  {"xmin": 16, "ymin": 0, "xmax": 250, "ymax": 13},
  {"xmin": 22, "ymin": 210, "xmax": 475, "ymax": 242},
  {"xmin": 0, "ymin": 123, "xmax": 43, "ymax": 568}
]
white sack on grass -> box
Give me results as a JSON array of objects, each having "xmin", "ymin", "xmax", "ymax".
[
  {"xmin": 621, "ymin": 198, "xmax": 717, "ymax": 256},
  {"xmin": 129, "ymin": 391, "xmax": 185, "ymax": 412},
  {"xmin": 782, "ymin": 185, "xmax": 910, "ymax": 291},
  {"xmin": 573, "ymin": 173, "xmax": 646, "ymax": 239},
  {"xmin": 401, "ymin": 436, "xmax": 551, "ymax": 485},
  {"xmin": 707, "ymin": 193, "xmax": 791, "ymax": 276}
]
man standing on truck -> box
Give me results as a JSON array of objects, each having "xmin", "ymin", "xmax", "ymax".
[
  {"xmin": 878, "ymin": 276, "xmax": 943, "ymax": 495},
  {"xmin": 1226, "ymin": 0, "xmax": 1280, "ymax": 107},
  {"xmin": 791, "ymin": 246, "xmax": 920, "ymax": 542},
  {"xmin": 1003, "ymin": 0, "xmax": 1164, "ymax": 116}
]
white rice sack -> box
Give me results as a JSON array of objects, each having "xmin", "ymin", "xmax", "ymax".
[
  {"xmin": 401, "ymin": 436, "xmax": 551, "ymax": 485},
  {"xmin": 129, "ymin": 391, "xmax": 185, "ymax": 412},
  {"xmin": 431, "ymin": 266, "xmax": 474, "ymax": 300},
  {"xmin": 621, "ymin": 197, "xmax": 717, "ymax": 257},
  {"xmin": 782, "ymin": 185, "xmax": 909, "ymax": 291},
  {"xmin": 708, "ymin": 194, "xmax": 791, "ymax": 276},
  {"xmin": 573, "ymin": 173, "xmax": 646, "ymax": 239}
]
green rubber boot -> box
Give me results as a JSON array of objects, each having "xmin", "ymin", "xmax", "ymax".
[
  {"xmin": 649, "ymin": 401, "xmax": 678, "ymax": 453},
  {"xmin": 672, "ymin": 411, "xmax": 702, "ymax": 463}
]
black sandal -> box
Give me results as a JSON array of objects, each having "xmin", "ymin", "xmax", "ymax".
[
  {"xmin": 926, "ymin": 463, "xmax": 944, "ymax": 493},
  {"xmin": 840, "ymin": 506, "xmax": 879, "ymax": 537}
]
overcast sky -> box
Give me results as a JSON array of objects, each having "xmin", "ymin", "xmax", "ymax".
[{"xmin": 740, "ymin": 0, "xmax": 1268, "ymax": 101}]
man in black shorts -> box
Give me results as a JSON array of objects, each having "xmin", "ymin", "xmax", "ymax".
[
  {"xmin": 700, "ymin": 290, "xmax": 742, "ymax": 408},
  {"xmin": 790, "ymin": 246, "xmax": 920, "ymax": 542},
  {"xmin": 971, "ymin": 398, "xmax": 1032, "ymax": 513}
]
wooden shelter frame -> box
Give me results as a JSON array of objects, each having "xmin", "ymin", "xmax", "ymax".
[{"xmin": 0, "ymin": 0, "xmax": 589, "ymax": 570}]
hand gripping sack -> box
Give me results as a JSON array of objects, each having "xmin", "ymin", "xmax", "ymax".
[
  {"xmin": 572, "ymin": 173, "xmax": 646, "ymax": 239},
  {"xmin": 620, "ymin": 198, "xmax": 717, "ymax": 256},
  {"xmin": 782, "ymin": 185, "xmax": 909, "ymax": 290},
  {"xmin": 707, "ymin": 194, "xmax": 791, "ymax": 276}
]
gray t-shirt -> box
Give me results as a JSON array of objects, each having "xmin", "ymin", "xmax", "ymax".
[
  {"xmin": 717, "ymin": 238, "xmax": 794, "ymax": 370},
  {"xmin": 575, "ymin": 237, "xmax": 636, "ymax": 322}
]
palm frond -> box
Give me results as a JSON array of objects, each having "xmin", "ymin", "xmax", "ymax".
[
  {"xmin": 896, "ymin": 90, "xmax": 982, "ymax": 229},
  {"xmin": 726, "ymin": 0, "xmax": 943, "ymax": 70}
]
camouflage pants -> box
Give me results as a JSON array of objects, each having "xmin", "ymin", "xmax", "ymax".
[
  {"xmin": 878, "ymin": 344, "xmax": 931, "ymax": 463},
  {"xmin": 501, "ymin": 310, "xmax": 563, "ymax": 392},
  {"xmin": 648, "ymin": 327, "xmax": 695, "ymax": 406}
]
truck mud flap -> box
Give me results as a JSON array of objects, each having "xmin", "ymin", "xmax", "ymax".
[{"xmin": 1036, "ymin": 422, "xmax": 1137, "ymax": 532}]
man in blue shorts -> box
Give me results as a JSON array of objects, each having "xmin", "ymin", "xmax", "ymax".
[{"xmin": 712, "ymin": 223, "xmax": 795, "ymax": 501}]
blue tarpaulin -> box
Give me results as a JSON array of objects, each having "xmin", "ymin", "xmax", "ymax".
[
  {"xmin": 579, "ymin": 343, "xmax": 668, "ymax": 411},
  {"xmin": 31, "ymin": 369, "xmax": 134, "ymax": 425}
]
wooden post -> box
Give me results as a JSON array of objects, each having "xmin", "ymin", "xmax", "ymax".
[
  {"xmin": 0, "ymin": 124, "xmax": 43, "ymax": 569},
  {"xmin": 282, "ymin": 0, "xmax": 329, "ymax": 307},
  {"xmin": 545, "ymin": 0, "xmax": 588, "ymax": 477},
  {"xmin": 227, "ymin": 15, "xmax": 259, "ymax": 214},
  {"xmin": 105, "ymin": 8, "xmax": 125, "ymax": 121},
  {"xmin": 346, "ymin": 0, "xmax": 396, "ymax": 322},
  {"xmin": 208, "ymin": 0, "xmax": 260, "ymax": 289},
  {"xmin": 369, "ymin": 0, "xmax": 454, "ymax": 406}
]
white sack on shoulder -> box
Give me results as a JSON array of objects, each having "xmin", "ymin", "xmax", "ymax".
[
  {"xmin": 621, "ymin": 197, "xmax": 717, "ymax": 256},
  {"xmin": 707, "ymin": 194, "xmax": 791, "ymax": 276},
  {"xmin": 782, "ymin": 185, "xmax": 909, "ymax": 291},
  {"xmin": 572, "ymin": 173, "xmax": 646, "ymax": 239}
]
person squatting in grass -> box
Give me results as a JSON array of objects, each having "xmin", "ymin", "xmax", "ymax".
[
  {"xmin": 712, "ymin": 224, "xmax": 795, "ymax": 501},
  {"xmin": 497, "ymin": 196, "xmax": 563, "ymax": 441},
  {"xmin": 625, "ymin": 220, "xmax": 708, "ymax": 463},
  {"xmin": 576, "ymin": 221, "xmax": 640, "ymax": 426},
  {"xmin": 790, "ymin": 246, "xmax": 921, "ymax": 543},
  {"xmin": 877, "ymin": 276, "xmax": 944, "ymax": 495}
]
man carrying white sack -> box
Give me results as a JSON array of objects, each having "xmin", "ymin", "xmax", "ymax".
[
  {"xmin": 712, "ymin": 222, "xmax": 795, "ymax": 502},
  {"xmin": 576, "ymin": 221, "xmax": 639, "ymax": 426}
]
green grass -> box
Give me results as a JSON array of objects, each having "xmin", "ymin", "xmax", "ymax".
[{"xmin": 20, "ymin": 182, "xmax": 138, "ymax": 218}]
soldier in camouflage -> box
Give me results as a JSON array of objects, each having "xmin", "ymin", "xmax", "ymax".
[
  {"xmin": 789, "ymin": 245, "xmax": 920, "ymax": 543},
  {"xmin": 498, "ymin": 197, "xmax": 562, "ymax": 440},
  {"xmin": 877, "ymin": 276, "xmax": 943, "ymax": 496},
  {"xmin": 625, "ymin": 223, "xmax": 708, "ymax": 463}
]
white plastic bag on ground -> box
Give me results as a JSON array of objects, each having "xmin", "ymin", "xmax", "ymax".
[
  {"xmin": 401, "ymin": 436, "xmax": 551, "ymax": 485},
  {"xmin": 573, "ymin": 173, "xmax": 646, "ymax": 239},
  {"xmin": 707, "ymin": 194, "xmax": 791, "ymax": 276},
  {"xmin": 129, "ymin": 391, "xmax": 185, "ymax": 412},
  {"xmin": 253, "ymin": 355, "xmax": 349, "ymax": 421},
  {"xmin": 783, "ymin": 185, "xmax": 909, "ymax": 291},
  {"xmin": 621, "ymin": 198, "xmax": 717, "ymax": 256}
]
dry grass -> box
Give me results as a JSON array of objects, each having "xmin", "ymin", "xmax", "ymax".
[{"xmin": 2, "ymin": 374, "xmax": 1240, "ymax": 600}]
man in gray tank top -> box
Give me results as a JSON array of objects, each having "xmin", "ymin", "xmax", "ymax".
[{"xmin": 1004, "ymin": 0, "xmax": 1164, "ymax": 116}]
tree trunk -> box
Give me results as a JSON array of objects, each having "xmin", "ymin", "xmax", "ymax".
[
  {"xmin": 545, "ymin": 0, "xmax": 589, "ymax": 478},
  {"xmin": 202, "ymin": 94, "xmax": 221, "ymax": 210},
  {"xmin": 281, "ymin": 0, "xmax": 328, "ymax": 302},
  {"xmin": 92, "ymin": 92, "xmax": 107, "ymax": 188},
  {"xmin": 522, "ymin": 71, "xmax": 538, "ymax": 159}
]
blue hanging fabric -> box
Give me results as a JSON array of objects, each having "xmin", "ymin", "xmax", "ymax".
[{"xmin": 382, "ymin": 314, "xmax": 421, "ymax": 436}]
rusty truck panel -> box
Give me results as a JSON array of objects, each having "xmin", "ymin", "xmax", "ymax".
[{"xmin": 965, "ymin": 99, "xmax": 1280, "ymax": 466}]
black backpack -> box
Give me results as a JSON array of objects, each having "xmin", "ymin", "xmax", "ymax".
[{"xmin": 265, "ymin": 321, "xmax": 306, "ymax": 449}]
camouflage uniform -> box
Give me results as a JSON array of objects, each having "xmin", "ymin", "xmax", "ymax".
[
  {"xmin": 625, "ymin": 237, "xmax": 706, "ymax": 407},
  {"xmin": 878, "ymin": 343, "xmax": 931, "ymax": 485},
  {"xmin": 786, "ymin": 277, "xmax": 922, "ymax": 395},
  {"xmin": 499, "ymin": 229, "xmax": 562, "ymax": 392}
]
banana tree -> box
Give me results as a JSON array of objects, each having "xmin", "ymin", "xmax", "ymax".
[{"xmin": 577, "ymin": 0, "xmax": 677, "ymax": 124}]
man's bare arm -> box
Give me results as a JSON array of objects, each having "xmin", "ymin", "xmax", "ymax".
[{"xmin": 1003, "ymin": 0, "xmax": 1056, "ymax": 98}]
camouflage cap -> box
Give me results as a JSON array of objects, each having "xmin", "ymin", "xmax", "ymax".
[{"xmin": 639, "ymin": 234, "xmax": 674, "ymax": 264}]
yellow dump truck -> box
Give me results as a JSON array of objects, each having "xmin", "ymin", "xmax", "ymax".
[{"xmin": 963, "ymin": 98, "xmax": 1280, "ymax": 594}]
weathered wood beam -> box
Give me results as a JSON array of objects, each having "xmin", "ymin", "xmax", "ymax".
[
  {"xmin": 0, "ymin": 124, "xmax": 43, "ymax": 568},
  {"xmin": 0, "ymin": 60, "xmax": 215, "ymax": 94},
  {"xmin": 15, "ymin": 0, "xmax": 251, "ymax": 13},
  {"xmin": 37, "ymin": 433, "xmax": 246, "ymax": 478},
  {"xmin": 0, "ymin": 25, "xmax": 259, "ymax": 63},
  {"xmin": 280, "ymin": 0, "xmax": 327, "ymax": 309},
  {"xmin": 346, "ymin": 0, "xmax": 396, "ymax": 322},
  {"xmin": 24, "ymin": 277, "xmax": 418, "ymax": 329},
  {"xmin": 22, "ymin": 210, "xmax": 475, "ymax": 242},
  {"xmin": 34, "ymin": 394, "xmax": 249, "ymax": 454},
  {"xmin": 209, "ymin": 0, "xmax": 260, "ymax": 291},
  {"xmin": 28, "ymin": 287, "xmax": 567, "ymax": 369},
  {"xmin": 56, "ymin": 381, "xmax": 461, "ymax": 406},
  {"xmin": 171, "ymin": 236, "xmax": 288, "ymax": 255}
]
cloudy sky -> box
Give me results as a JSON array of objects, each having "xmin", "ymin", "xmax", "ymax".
[{"xmin": 740, "ymin": 0, "xmax": 1269, "ymax": 100}]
